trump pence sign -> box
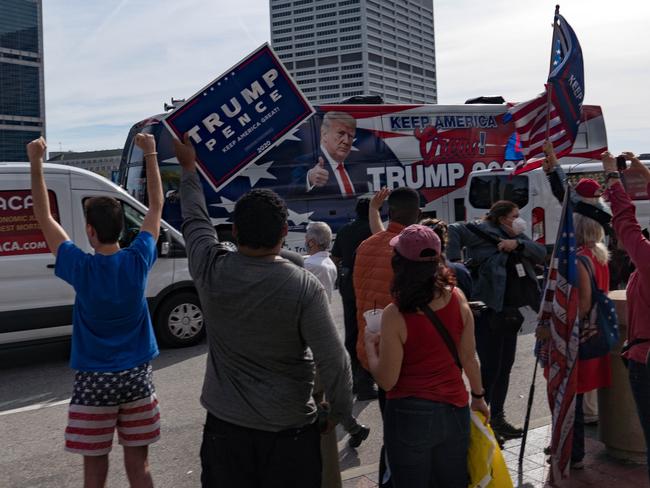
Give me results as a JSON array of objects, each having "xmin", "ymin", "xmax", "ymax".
[{"xmin": 163, "ymin": 43, "xmax": 315, "ymax": 192}]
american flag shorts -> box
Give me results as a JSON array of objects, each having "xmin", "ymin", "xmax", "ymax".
[{"xmin": 65, "ymin": 362, "xmax": 161, "ymax": 456}]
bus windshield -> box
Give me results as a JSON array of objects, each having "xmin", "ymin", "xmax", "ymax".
[
  {"xmin": 122, "ymin": 122, "xmax": 182, "ymax": 209},
  {"xmin": 468, "ymin": 174, "xmax": 529, "ymax": 209}
]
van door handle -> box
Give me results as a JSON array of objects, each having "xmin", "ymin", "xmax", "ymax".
[{"xmin": 46, "ymin": 264, "xmax": 55, "ymax": 269}]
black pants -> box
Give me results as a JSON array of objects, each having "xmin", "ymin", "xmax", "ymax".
[
  {"xmin": 340, "ymin": 286, "xmax": 359, "ymax": 372},
  {"xmin": 475, "ymin": 309, "xmax": 521, "ymax": 419},
  {"xmin": 377, "ymin": 388, "xmax": 393, "ymax": 488},
  {"xmin": 200, "ymin": 412, "xmax": 321, "ymax": 488}
]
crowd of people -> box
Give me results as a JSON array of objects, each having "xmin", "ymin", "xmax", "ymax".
[{"xmin": 25, "ymin": 130, "xmax": 650, "ymax": 487}]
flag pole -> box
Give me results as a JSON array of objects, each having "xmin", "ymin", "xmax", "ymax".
[
  {"xmin": 545, "ymin": 5, "xmax": 561, "ymax": 140},
  {"xmin": 518, "ymin": 185, "xmax": 570, "ymax": 468}
]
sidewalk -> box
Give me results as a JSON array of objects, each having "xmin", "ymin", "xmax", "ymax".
[{"xmin": 342, "ymin": 423, "xmax": 648, "ymax": 487}]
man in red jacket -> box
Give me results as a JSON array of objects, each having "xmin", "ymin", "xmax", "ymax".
[{"xmin": 353, "ymin": 187, "xmax": 420, "ymax": 488}]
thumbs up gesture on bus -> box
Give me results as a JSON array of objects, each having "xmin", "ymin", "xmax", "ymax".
[
  {"xmin": 307, "ymin": 157, "xmax": 329, "ymax": 187},
  {"xmin": 173, "ymin": 133, "xmax": 197, "ymax": 172}
]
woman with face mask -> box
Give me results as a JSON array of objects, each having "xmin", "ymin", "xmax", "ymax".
[{"xmin": 447, "ymin": 200, "xmax": 547, "ymax": 445}]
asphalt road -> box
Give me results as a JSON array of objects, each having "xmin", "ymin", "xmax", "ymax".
[{"xmin": 0, "ymin": 295, "xmax": 549, "ymax": 487}]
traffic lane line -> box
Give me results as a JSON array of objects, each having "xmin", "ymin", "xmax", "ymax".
[{"xmin": 0, "ymin": 398, "xmax": 69, "ymax": 416}]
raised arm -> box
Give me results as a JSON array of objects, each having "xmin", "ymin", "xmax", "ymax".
[
  {"xmin": 543, "ymin": 140, "xmax": 567, "ymax": 204},
  {"xmin": 137, "ymin": 133, "xmax": 163, "ymax": 241},
  {"xmin": 27, "ymin": 137, "xmax": 69, "ymax": 256},
  {"xmin": 604, "ymin": 151, "xmax": 650, "ymax": 272},
  {"xmin": 299, "ymin": 281, "xmax": 353, "ymax": 424},
  {"xmin": 369, "ymin": 187, "xmax": 390, "ymax": 235},
  {"xmin": 175, "ymin": 133, "xmax": 229, "ymax": 286}
]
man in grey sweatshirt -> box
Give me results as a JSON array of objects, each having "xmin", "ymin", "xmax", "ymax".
[{"xmin": 174, "ymin": 134, "xmax": 353, "ymax": 488}]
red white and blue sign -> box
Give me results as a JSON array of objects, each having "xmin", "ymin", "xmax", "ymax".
[{"xmin": 163, "ymin": 43, "xmax": 315, "ymax": 192}]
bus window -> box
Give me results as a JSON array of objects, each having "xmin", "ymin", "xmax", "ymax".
[
  {"xmin": 469, "ymin": 175, "xmax": 529, "ymax": 209},
  {"xmin": 125, "ymin": 164, "xmax": 145, "ymax": 202}
]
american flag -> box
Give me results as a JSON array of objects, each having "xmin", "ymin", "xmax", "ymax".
[
  {"xmin": 509, "ymin": 11, "xmax": 584, "ymax": 174},
  {"xmin": 537, "ymin": 189, "xmax": 580, "ymax": 481}
]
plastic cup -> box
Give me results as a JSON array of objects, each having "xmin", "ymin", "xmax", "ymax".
[{"xmin": 363, "ymin": 309, "xmax": 383, "ymax": 334}]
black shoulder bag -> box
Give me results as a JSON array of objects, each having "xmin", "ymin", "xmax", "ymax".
[{"xmin": 420, "ymin": 305, "xmax": 462, "ymax": 370}]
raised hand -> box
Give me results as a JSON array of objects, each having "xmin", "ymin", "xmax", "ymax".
[
  {"xmin": 173, "ymin": 132, "xmax": 197, "ymax": 171},
  {"xmin": 134, "ymin": 133, "xmax": 156, "ymax": 155},
  {"xmin": 371, "ymin": 187, "xmax": 391, "ymax": 210},
  {"xmin": 601, "ymin": 151, "xmax": 617, "ymax": 173},
  {"xmin": 623, "ymin": 152, "xmax": 650, "ymax": 183},
  {"xmin": 26, "ymin": 137, "xmax": 47, "ymax": 164},
  {"xmin": 307, "ymin": 157, "xmax": 329, "ymax": 187},
  {"xmin": 542, "ymin": 140, "xmax": 558, "ymax": 173}
]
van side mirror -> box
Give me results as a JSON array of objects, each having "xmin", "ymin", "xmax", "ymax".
[{"xmin": 157, "ymin": 227, "xmax": 170, "ymax": 257}]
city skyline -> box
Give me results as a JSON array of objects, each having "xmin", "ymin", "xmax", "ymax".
[
  {"xmin": 41, "ymin": 0, "xmax": 650, "ymax": 155},
  {"xmin": 270, "ymin": 0, "xmax": 437, "ymax": 105}
]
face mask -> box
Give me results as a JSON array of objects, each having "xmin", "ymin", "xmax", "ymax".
[{"xmin": 512, "ymin": 217, "xmax": 527, "ymax": 235}]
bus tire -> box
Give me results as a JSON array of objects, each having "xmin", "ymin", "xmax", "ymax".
[{"xmin": 155, "ymin": 291, "xmax": 205, "ymax": 347}]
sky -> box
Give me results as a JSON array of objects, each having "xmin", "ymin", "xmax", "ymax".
[{"xmin": 42, "ymin": 0, "xmax": 650, "ymax": 155}]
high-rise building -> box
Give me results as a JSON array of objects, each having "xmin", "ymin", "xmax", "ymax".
[
  {"xmin": 0, "ymin": 0, "xmax": 45, "ymax": 162},
  {"xmin": 270, "ymin": 0, "xmax": 436, "ymax": 105}
]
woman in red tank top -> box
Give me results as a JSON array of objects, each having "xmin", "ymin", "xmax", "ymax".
[{"xmin": 365, "ymin": 224, "xmax": 489, "ymax": 488}]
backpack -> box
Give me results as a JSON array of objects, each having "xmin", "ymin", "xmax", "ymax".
[{"xmin": 577, "ymin": 255, "xmax": 620, "ymax": 360}]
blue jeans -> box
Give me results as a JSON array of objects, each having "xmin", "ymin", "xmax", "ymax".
[
  {"xmin": 628, "ymin": 360, "xmax": 650, "ymax": 482},
  {"xmin": 384, "ymin": 397, "xmax": 469, "ymax": 488}
]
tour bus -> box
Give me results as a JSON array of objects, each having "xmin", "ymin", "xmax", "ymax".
[
  {"xmin": 465, "ymin": 158, "xmax": 650, "ymax": 248},
  {"xmin": 0, "ymin": 163, "xmax": 205, "ymax": 348},
  {"xmin": 118, "ymin": 101, "xmax": 607, "ymax": 252}
]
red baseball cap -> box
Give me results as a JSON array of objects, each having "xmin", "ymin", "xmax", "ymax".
[
  {"xmin": 389, "ymin": 224, "xmax": 441, "ymax": 262},
  {"xmin": 575, "ymin": 178, "xmax": 602, "ymax": 198}
]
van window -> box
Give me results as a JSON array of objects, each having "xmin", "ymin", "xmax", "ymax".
[
  {"xmin": 468, "ymin": 175, "xmax": 529, "ymax": 209},
  {"xmin": 120, "ymin": 202, "xmax": 146, "ymax": 248}
]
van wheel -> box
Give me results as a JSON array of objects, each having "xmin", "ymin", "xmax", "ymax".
[{"xmin": 155, "ymin": 292, "xmax": 205, "ymax": 347}]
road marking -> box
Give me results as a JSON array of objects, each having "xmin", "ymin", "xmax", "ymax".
[{"xmin": 0, "ymin": 398, "xmax": 70, "ymax": 416}]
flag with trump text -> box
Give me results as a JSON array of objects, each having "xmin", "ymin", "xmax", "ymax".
[
  {"xmin": 509, "ymin": 10, "xmax": 584, "ymax": 175},
  {"xmin": 537, "ymin": 189, "xmax": 580, "ymax": 481}
]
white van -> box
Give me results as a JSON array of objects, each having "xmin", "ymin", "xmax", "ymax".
[
  {"xmin": 465, "ymin": 161, "xmax": 650, "ymax": 247},
  {"xmin": 0, "ymin": 163, "xmax": 204, "ymax": 348}
]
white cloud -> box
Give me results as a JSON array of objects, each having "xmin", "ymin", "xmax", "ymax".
[{"xmin": 43, "ymin": 0, "xmax": 650, "ymax": 154}]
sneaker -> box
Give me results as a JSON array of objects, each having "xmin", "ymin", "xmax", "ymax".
[
  {"xmin": 348, "ymin": 425, "xmax": 370, "ymax": 449},
  {"xmin": 495, "ymin": 432, "xmax": 506, "ymax": 449},
  {"xmin": 491, "ymin": 417, "xmax": 524, "ymax": 439}
]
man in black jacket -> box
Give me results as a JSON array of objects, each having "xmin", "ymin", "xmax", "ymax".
[{"xmin": 331, "ymin": 197, "xmax": 376, "ymax": 400}]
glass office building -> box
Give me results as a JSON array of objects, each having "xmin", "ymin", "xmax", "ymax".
[
  {"xmin": 0, "ymin": 0, "xmax": 45, "ymax": 161},
  {"xmin": 270, "ymin": 0, "xmax": 436, "ymax": 104}
]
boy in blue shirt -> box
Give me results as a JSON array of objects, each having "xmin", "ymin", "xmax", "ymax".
[{"xmin": 27, "ymin": 133, "xmax": 164, "ymax": 488}]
